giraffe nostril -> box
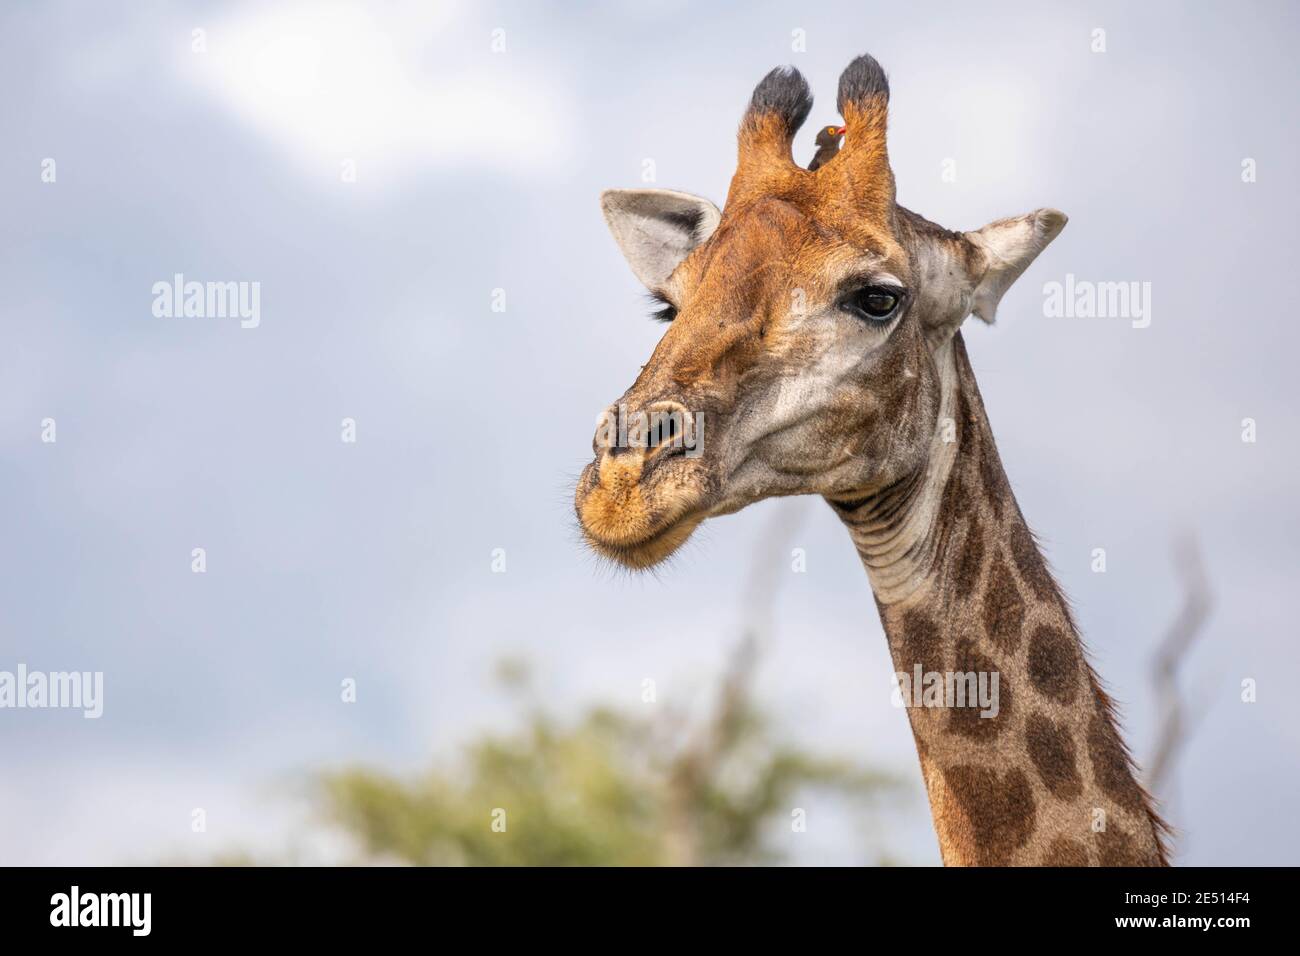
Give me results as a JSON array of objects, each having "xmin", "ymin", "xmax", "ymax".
[
  {"xmin": 592, "ymin": 404, "xmax": 622, "ymax": 459},
  {"xmin": 650, "ymin": 440, "xmax": 687, "ymax": 466},
  {"xmin": 642, "ymin": 400, "xmax": 696, "ymax": 466},
  {"xmin": 647, "ymin": 413, "xmax": 675, "ymax": 450},
  {"xmin": 591, "ymin": 400, "xmax": 698, "ymax": 468}
]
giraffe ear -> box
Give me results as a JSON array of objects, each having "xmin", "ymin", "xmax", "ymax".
[
  {"xmin": 965, "ymin": 209, "xmax": 1067, "ymax": 324},
  {"xmin": 600, "ymin": 189, "xmax": 722, "ymax": 290}
]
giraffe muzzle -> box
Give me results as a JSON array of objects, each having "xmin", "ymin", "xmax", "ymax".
[{"xmin": 575, "ymin": 400, "xmax": 711, "ymax": 568}]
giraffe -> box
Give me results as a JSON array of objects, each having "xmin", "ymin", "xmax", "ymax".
[{"xmin": 574, "ymin": 55, "xmax": 1170, "ymax": 866}]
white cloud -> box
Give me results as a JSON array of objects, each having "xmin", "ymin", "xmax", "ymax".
[{"xmin": 180, "ymin": 1, "xmax": 573, "ymax": 185}]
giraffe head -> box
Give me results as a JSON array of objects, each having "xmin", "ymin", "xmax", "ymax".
[{"xmin": 576, "ymin": 55, "xmax": 1065, "ymax": 569}]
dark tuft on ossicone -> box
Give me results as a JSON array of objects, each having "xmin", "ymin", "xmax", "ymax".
[
  {"xmin": 748, "ymin": 66, "xmax": 813, "ymax": 133},
  {"xmin": 836, "ymin": 53, "xmax": 890, "ymax": 114}
]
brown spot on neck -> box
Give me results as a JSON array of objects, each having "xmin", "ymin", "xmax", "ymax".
[
  {"xmin": 1027, "ymin": 625, "xmax": 1081, "ymax": 704},
  {"xmin": 942, "ymin": 765, "xmax": 1037, "ymax": 866},
  {"xmin": 981, "ymin": 554, "xmax": 1025, "ymax": 652},
  {"xmin": 1025, "ymin": 711, "xmax": 1083, "ymax": 799}
]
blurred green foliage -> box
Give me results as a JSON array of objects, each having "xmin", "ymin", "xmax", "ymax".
[{"xmin": 311, "ymin": 642, "xmax": 903, "ymax": 866}]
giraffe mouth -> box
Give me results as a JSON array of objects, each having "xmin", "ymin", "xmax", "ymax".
[
  {"xmin": 574, "ymin": 453, "xmax": 710, "ymax": 569},
  {"xmin": 580, "ymin": 510, "xmax": 706, "ymax": 570}
]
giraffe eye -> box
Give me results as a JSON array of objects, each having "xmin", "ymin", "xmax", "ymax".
[{"xmin": 840, "ymin": 286, "xmax": 903, "ymax": 324}]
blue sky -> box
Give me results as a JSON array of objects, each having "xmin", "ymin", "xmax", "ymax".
[{"xmin": 1, "ymin": 0, "xmax": 1297, "ymax": 864}]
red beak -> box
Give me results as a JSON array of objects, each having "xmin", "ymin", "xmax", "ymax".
[{"xmin": 835, "ymin": 126, "xmax": 847, "ymax": 136}]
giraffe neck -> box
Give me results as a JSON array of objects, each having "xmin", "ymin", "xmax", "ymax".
[{"xmin": 832, "ymin": 332, "xmax": 1169, "ymax": 866}]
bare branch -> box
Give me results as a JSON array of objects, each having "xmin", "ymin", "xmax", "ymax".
[{"xmin": 1146, "ymin": 533, "xmax": 1213, "ymax": 797}]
